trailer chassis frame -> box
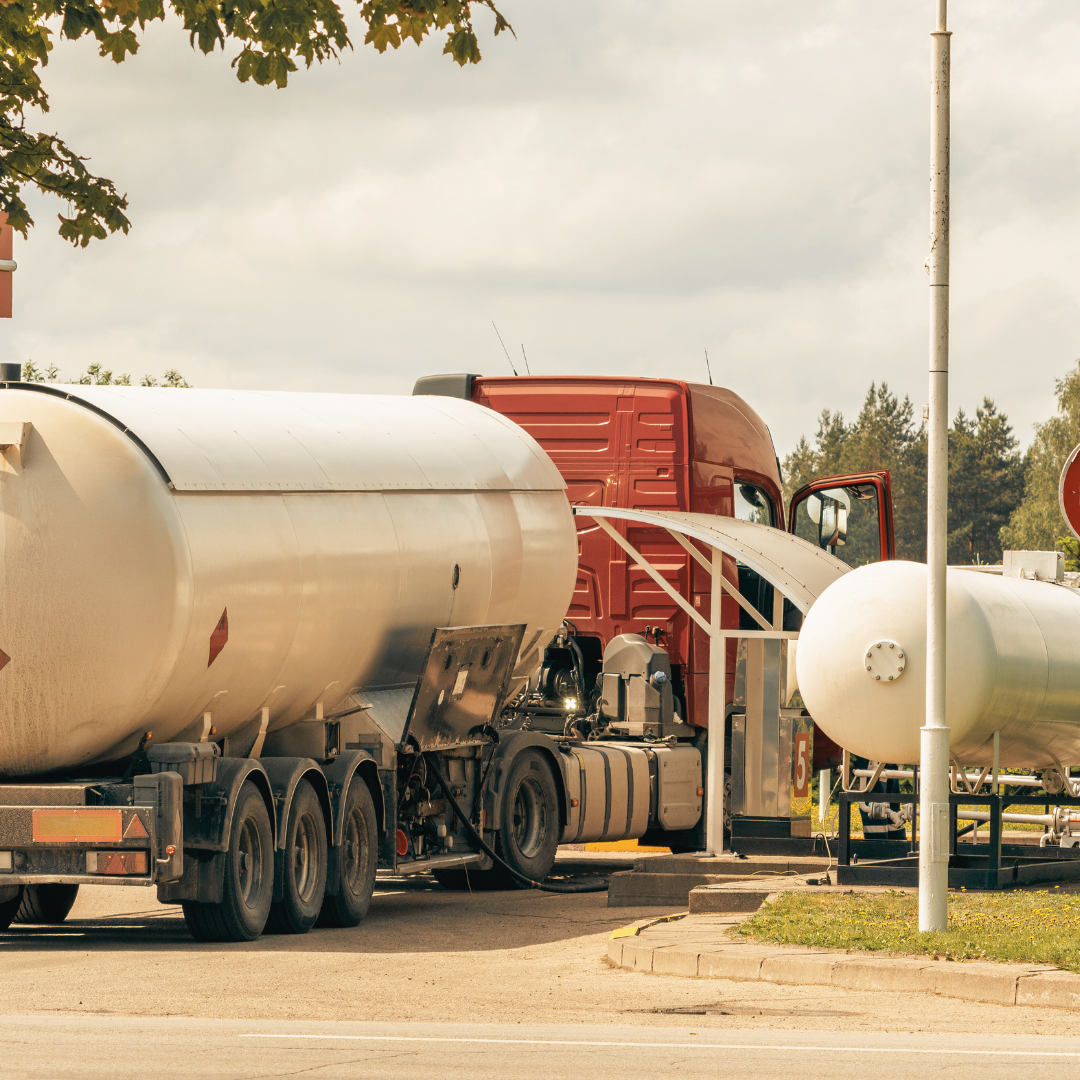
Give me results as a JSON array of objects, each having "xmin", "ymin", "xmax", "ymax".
[{"xmin": 836, "ymin": 789, "xmax": 1080, "ymax": 889}]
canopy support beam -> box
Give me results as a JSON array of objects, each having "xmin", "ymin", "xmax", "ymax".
[{"xmin": 574, "ymin": 506, "xmax": 833, "ymax": 856}]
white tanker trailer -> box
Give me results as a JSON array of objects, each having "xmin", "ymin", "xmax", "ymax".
[
  {"xmin": 796, "ymin": 559, "xmax": 1080, "ymax": 772},
  {"xmin": 0, "ymin": 380, "xmax": 704, "ymax": 941}
]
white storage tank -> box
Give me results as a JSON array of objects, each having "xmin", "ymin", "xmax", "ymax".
[
  {"xmin": 0, "ymin": 386, "xmax": 578, "ymax": 777},
  {"xmin": 796, "ymin": 560, "xmax": 1080, "ymax": 770}
]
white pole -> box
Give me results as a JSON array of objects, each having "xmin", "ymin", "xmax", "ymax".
[
  {"xmin": 705, "ymin": 548, "xmax": 727, "ymax": 854},
  {"xmin": 920, "ymin": 0, "xmax": 952, "ymax": 932},
  {"xmin": 819, "ymin": 768, "xmax": 830, "ymax": 825}
]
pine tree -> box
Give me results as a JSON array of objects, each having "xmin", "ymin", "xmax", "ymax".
[
  {"xmin": 782, "ymin": 383, "xmax": 927, "ymax": 561},
  {"xmin": 948, "ymin": 400, "xmax": 1023, "ymax": 564},
  {"xmin": 783, "ymin": 383, "xmax": 1025, "ymax": 565},
  {"xmin": 1000, "ymin": 362, "xmax": 1080, "ymax": 555}
]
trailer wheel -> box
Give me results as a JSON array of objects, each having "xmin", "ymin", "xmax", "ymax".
[
  {"xmin": 0, "ymin": 887, "xmax": 23, "ymax": 931},
  {"xmin": 265, "ymin": 779, "xmax": 328, "ymax": 935},
  {"xmin": 183, "ymin": 781, "xmax": 274, "ymax": 942},
  {"xmin": 14, "ymin": 884, "xmax": 79, "ymax": 925},
  {"xmin": 317, "ymin": 777, "xmax": 377, "ymax": 928},
  {"xmin": 495, "ymin": 748, "xmax": 560, "ymax": 886}
]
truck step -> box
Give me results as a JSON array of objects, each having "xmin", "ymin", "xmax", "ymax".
[{"xmin": 378, "ymin": 853, "xmax": 484, "ymax": 878}]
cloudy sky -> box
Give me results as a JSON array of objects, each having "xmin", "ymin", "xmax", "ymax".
[{"xmin": 4, "ymin": 0, "xmax": 1080, "ymax": 455}]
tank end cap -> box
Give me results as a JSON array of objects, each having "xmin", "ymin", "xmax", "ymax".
[{"xmin": 865, "ymin": 639, "xmax": 906, "ymax": 682}]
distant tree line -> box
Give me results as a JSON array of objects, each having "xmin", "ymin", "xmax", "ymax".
[
  {"xmin": 20, "ymin": 361, "xmax": 190, "ymax": 388},
  {"xmin": 783, "ymin": 361, "xmax": 1080, "ymax": 566}
]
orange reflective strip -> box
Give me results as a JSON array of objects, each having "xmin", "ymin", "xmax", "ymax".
[{"xmin": 33, "ymin": 808, "xmax": 122, "ymax": 843}]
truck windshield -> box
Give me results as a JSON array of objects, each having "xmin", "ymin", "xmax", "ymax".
[
  {"xmin": 732, "ymin": 482, "xmax": 779, "ymax": 628},
  {"xmin": 792, "ymin": 482, "xmax": 881, "ymax": 568},
  {"xmin": 733, "ymin": 483, "xmax": 775, "ymax": 527}
]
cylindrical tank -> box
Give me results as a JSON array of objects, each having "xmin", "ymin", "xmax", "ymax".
[
  {"xmin": 796, "ymin": 560, "xmax": 1080, "ymax": 769},
  {"xmin": 0, "ymin": 386, "xmax": 578, "ymax": 777}
]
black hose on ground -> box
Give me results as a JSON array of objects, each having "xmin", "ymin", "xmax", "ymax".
[{"xmin": 423, "ymin": 752, "xmax": 608, "ymax": 894}]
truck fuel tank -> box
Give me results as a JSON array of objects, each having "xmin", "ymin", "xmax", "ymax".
[{"xmin": 558, "ymin": 741, "xmax": 702, "ymax": 843}]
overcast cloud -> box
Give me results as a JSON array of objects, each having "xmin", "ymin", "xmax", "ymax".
[{"xmin": 3, "ymin": 0, "xmax": 1079, "ymax": 455}]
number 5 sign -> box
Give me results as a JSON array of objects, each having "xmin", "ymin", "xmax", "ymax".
[{"xmin": 793, "ymin": 731, "xmax": 811, "ymax": 798}]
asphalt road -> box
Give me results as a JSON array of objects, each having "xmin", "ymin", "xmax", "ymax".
[
  {"xmin": 1, "ymin": 860, "xmax": 1077, "ymax": 1079},
  {"xmin": 5, "ymin": 1016, "xmax": 1080, "ymax": 1080}
]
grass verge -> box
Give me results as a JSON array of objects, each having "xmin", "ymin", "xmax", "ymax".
[{"xmin": 734, "ymin": 889, "xmax": 1080, "ymax": 971}]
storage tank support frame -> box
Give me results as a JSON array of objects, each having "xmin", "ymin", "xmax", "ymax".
[{"xmin": 572, "ymin": 506, "xmax": 848, "ymax": 856}]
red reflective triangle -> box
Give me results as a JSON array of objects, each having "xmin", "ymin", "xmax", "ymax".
[
  {"xmin": 123, "ymin": 815, "xmax": 149, "ymax": 839},
  {"xmin": 208, "ymin": 608, "xmax": 228, "ymax": 667},
  {"xmin": 0, "ymin": 650, "xmax": 8, "ymax": 673}
]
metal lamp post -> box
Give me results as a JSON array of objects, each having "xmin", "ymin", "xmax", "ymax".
[{"xmin": 920, "ymin": 0, "xmax": 951, "ymax": 932}]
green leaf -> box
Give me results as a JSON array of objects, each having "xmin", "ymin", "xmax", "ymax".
[{"xmin": 99, "ymin": 28, "xmax": 140, "ymax": 62}]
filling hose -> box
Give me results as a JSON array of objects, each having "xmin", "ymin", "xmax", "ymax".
[{"xmin": 423, "ymin": 752, "xmax": 608, "ymax": 894}]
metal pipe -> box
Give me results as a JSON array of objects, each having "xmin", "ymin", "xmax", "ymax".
[
  {"xmin": 958, "ymin": 809, "xmax": 1059, "ymax": 827},
  {"xmin": 819, "ymin": 768, "xmax": 830, "ymax": 823},
  {"xmin": 993, "ymin": 730, "xmax": 1000, "ymax": 795},
  {"xmin": 854, "ymin": 768, "xmax": 1047, "ymax": 789},
  {"xmin": 705, "ymin": 548, "xmax": 726, "ymax": 854},
  {"xmin": 921, "ymin": 0, "xmax": 952, "ymax": 933}
]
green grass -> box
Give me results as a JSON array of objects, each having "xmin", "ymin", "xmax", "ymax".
[{"xmin": 734, "ymin": 889, "xmax": 1080, "ymax": 971}]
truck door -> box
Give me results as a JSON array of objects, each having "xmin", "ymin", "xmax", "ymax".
[
  {"xmin": 789, "ymin": 471, "xmax": 894, "ymax": 775},
  {"xmin": 788, "ymin": 471, "xmax": 895, "ymax": 566}
]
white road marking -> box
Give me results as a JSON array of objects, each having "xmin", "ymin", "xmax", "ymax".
[{"xmin": 238, "ymin": 1034, "xmax": 1080, "ymax": 1057}]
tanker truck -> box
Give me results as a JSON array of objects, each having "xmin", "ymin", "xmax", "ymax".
[
  {"xmin": 414, "ymin": 373, "xmax": 896, "ymax": 850},
  {"xmin": 0, "ymin": 377, "xmax": 710, "ymax": 942}
]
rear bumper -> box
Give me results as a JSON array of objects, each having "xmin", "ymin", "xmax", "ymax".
[{"xmin": 0, "ymin": 804, "xmax": 157, "ymax": 886}]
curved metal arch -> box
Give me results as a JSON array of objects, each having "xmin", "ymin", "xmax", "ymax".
[{"xmin": 571, "ymin": 506, "xmax": 849, "ymax": 614}]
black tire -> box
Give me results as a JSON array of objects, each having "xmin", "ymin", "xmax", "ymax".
[
  {"xmin": 494, "ymin": 748, "xmax": 560, "ymax": 886},
  {"xmin": 14, "ymin": 884, "xmax": 79, "ymax": 924},
  {"xmin": 0, "ymin": 887, "xmax": 24, "ymax": 931},
  {"xmin": 317, "ymin": 777, "xmax": 377, "ymax": 928},
  {"xmin": 183, "ymin": 782, "xmax": 274, "ymax": 943},
  {"xmin": 265, "ymin": 779, "xmax": 328, "ymax": 935}
]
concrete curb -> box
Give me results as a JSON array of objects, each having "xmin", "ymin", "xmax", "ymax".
[{"xmin": 606, "ymin": 908, "xmax": 1080, "ymax": 1009}]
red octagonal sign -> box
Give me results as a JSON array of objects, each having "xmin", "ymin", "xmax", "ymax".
[{"xmin": 1059, "ymin": 443, "xmax": 1080, "ymax": 541}]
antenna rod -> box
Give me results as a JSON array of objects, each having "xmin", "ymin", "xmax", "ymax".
[
  {"xmin": 521, "ymin": 344, "xmax": 532, "ymax": 376},
  {"xmin": 704, "ymin": 348, "xmax": 714, "ymax": 386},
  {"xmin": 492, "ymin": 321, "xmax": 518, "ymax": 376}
]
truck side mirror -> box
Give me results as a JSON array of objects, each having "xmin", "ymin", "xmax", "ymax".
[
  {"xmin": 803, "ymin": 489, "xmax": 850, "ymax": 550},
  {"xmin": 789, "ymin": 472, "xmax": 895, "ymax": 566},
  {"xmin": 819, "ymin": 498, "xmax": 848, "ymax": 549}
]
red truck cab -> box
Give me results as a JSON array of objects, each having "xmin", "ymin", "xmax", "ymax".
[{"xmin": 415, "ymin": 373, "xmax": 892, "ymax": 736}]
